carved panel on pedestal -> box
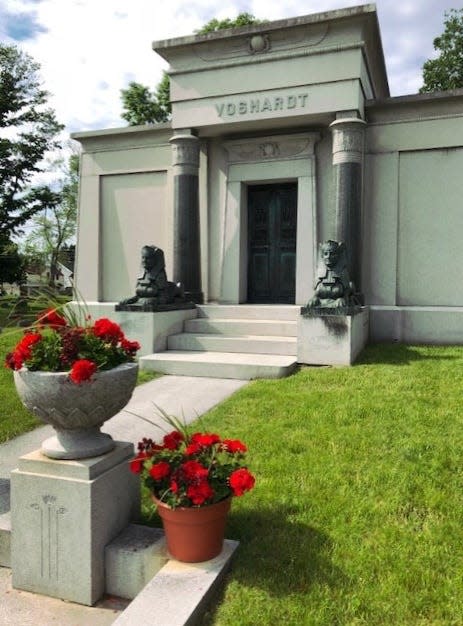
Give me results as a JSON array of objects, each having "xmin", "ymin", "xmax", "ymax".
[{"xmin": 30, "ymin": 495, "xmax": 68, "ymax": 580}]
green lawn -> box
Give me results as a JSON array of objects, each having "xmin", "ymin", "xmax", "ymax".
[
  {"xmin": 1, "ymin": 334, "xmax": 462, "ymax": 623},
  {"xmin": 196, "ymin": 344, "xmax": 463, "ymax": 626},
  {"xmin": 0, "ymin": 327, "xmax": 41, "ymax": 441}
]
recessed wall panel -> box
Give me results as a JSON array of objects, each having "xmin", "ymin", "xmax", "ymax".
[
  {"xmin": 398, "ymin": 149, "xmax": 463, "ymax": 306},
  {"xmin": 100, "ymin": 171, "xmax": 168, "ymax": 302}
]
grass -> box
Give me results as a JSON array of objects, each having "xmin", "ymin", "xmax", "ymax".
[
  {"xmin": 1, "ymin": 331, "xmax": 462, "ymax": 623},
  {"xmin": 192, "ymin": 344, "xmax": 463, "ymax": 625},
  {"xmin": 0, "ymin": 328, "xmax": 41, "ymax": 442}
]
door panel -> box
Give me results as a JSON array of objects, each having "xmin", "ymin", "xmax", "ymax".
[{"xmin": 247, "ymin": 183, "xmax": 297, "ymax": 303}]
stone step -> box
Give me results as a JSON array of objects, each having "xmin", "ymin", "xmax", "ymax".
[
  {"xmin": 167, "ymin": 332, "xmax": 297, "ymax": 356},
  {"xmin": 105, "ymin": 524, "xmax": 168, "ymax": 600},
  {"xmin": 197, "ymin": 304, "xmax": 299, "ymax": 321},
  {"xmin": 0, "ymin": 479, "xmax": 11, "ymax": 567},
  {"xmin": 184, "ymin": 318, "xmax": 298, "ymax": 337},
  {"xmin": 140, "ymin": 351, "xmax": 298, "ymax": 380},
  {"xmin": 113, "ymin": 539, "xmax": 239, "ymax": 626}
]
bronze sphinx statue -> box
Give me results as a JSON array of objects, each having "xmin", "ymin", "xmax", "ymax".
[
  {"xmin": 305, "ymin": 240, "xmax": 359, "ymax": 313},
  {"xmin": 116, "ymin": 245, "xmax": 193, "ymax": 311}
]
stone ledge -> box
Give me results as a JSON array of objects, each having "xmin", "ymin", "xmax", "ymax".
[
  {"xmin": 113, "ymin": 539, "xmax": 239, "ymax": 626},
  {"xmin": 105, "ymin": 524, "xmax": 167, "ymax": 600}
]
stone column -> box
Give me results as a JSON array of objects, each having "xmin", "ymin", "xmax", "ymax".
[
  {"xmin": 169, "ymin": 131, "xmax": 203, "ymax": 304},
  {"xmin": 329, "ymin": 117, "xmax": 366, "ymax": 291}
]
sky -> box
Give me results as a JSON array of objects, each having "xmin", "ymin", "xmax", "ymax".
[{"xmin": 0, "ymin": 0, "xmax": 455, "ymax": 138}]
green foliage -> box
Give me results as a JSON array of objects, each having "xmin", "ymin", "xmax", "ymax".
[
  {"xmin": 6, "ymin": 311, "xmax": 140, "ymax": 375},
  {"xmin": 22, "ymin": 152, "xmax": 79, "ymax": 287},
  {"xmin": 159, "ymin": 343, "xmax": 462, "ymax": 625},
  {"xmin": 121, "ymin": 72, "xmax": 171, "ymax": 126},
  {"xmin": 0, "ymin": 44, "xmax": 64, "ymax": 238},
  {"xmin": 121, "ymin": 14, "xmax": 262, "ymax": 125},
  {"xmin": 196, "ymin": 12, "xmax": 263, "ymax": 34},
  {"xmin": 420, "ymin": 9, "xmax": 463, "ymax": 93},
  {"xmin": 155, "ymin": 71, "xmax": 171, "ymax": 117},
  {"xmin": 0, "ymin": 233, "xmax": 26, "ymax": 287},
  {"xmin": 135, "ymin": 423, "xmax": 254, "ymax": 508},
  {"xmin": 136, "ymin": 369, "xmax": 163, "ymax": 385},
  {"xmin": 0, "ymin": 328, "xmax": 40, "ymax": 442}
]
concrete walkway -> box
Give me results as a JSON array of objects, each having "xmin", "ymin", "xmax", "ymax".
[{"xmin": 0, "ymin": 374, "xmax": 248, "ymax": 626}]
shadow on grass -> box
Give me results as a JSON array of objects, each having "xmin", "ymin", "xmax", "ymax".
[
  {"xmin": 201, "ymin": 504, "xmax": 347, "ymax": 624},
  {"xmin": 226, "ymin": 504, "xmax": 346, "ymax": 594},
  {"xmin": 357, "ymin": 343, "xmax": 461, "ymax": 366}
]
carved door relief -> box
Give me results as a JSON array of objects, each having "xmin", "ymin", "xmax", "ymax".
[{"xmin": 247, "ymin": 183, "xmax": 297, "ymax": 303}]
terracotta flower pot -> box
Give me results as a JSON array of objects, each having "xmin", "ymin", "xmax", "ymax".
[
  {"xmin": 153, "ymin": 496, "xmax": 232, "ymax": 562},
  {"xmin": 14, "ymin": 362, "xmax": 138, "ymax": 460}
]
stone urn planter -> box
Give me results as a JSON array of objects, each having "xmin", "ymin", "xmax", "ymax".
[
  {"xmin": 153, "ymin": 495, "xmax": 232, "ymax": 562},
  {"xmin": 14, "ymin": 362, "xmax": 138, "ymax": 460}
]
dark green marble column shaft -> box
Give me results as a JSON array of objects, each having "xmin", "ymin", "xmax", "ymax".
[
  {"xmin": 173, "ymin": 174, "xmax": 202, "ymax": 303},
  {"xmin": 170, "ymin": 133, "xmax": 203, "ymax": 304},
  {"xmin": 333, "ymin": 161, "xmax": 362, "ymax": 288},
  {"xmin": 330, "ymin": 118, "xmax": 366, "ymax": 293}
]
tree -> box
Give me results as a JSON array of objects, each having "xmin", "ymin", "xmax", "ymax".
[
  {"xmin": 0, "ymin": 233, "xmax": 26, "ymax": 290},
  {"xmin": 121, "ymin": 13, "xmax": 262, "ymax": 126},
  {"xmin": 121, "ymin": 72, "xmax": 171, "ymax": 125},
  {"xmin": 420, "ymin": 9, "xmax": 463, "ymax": 93},
  {"xmin": 23, "ymin": 153, "xmax": 79, "ymax": 288},
  {"xmin": 0, "ymin": 44, "xmax": 64, "ymax": 238},
  {"xmin": 195, "ymin": 12, "xmax": 263, "ymax": 34}
]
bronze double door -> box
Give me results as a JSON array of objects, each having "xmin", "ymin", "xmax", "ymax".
[{"xmin": 247, "ymin": 182, "xmax": 297, "ymax": 304}]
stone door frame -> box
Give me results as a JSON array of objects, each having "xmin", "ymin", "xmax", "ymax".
[{"xmin": 220, "ymin": 132, "xmax": 320, "ymax": 304}]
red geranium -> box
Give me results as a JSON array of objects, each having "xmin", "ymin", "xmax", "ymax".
[
  {"xmin": 181, "ymin": 460, "xmax": 209, "ymax": 482},
  {"xmin": 38, "ymin": 308, "xmax": 67, "ymax": 328},
  {"xmin": 69, "ymin": 359, "xmax": 97, "ymax": 383},
  {"xmin": 92, "ymin": 318, "xmax": 124, "ymax": 343},
  {"xmin": 185, "ymin": 442, "xmax": 202, "ymax": 455},
  {"xmin": 17, "ymin": 332, "xmax": 42, "ymax": 355},
  {"xmin": 149, "ymin": 461, "xmax": 171, "ymax": 481},
  {"xmin": 163, "ymin": 430, "xmax": 184, "ymax": 450},
  {"xmin": 5, "ymin": 332, "xmax": 43, "ymax": 370},
  {"xmin": 130, "ymin": 451, "xmax": 149, "ymax": 474},
  {"xmin": 229, "ymin": 468, "xmax": 256, "ymax": 496},
  {"xmin": 4, "ymin": 310, "xmax": 140, "ymax": 384},
  {"xmin": 221, "ymin": 439, "xmax": 247, "ymax": 454},
  {"xmin": 121, "ymin": 338, "xmax": 141, "ymax": 354},
  {"xmin": 190, "ymin": 432, "xmax": 221, "ymax": 447},
  {"xmin": 133, "ymin": 417, "xmax": 255, "ymax": 509},
  {"xmin": 186, "ymin": 481, "xmax": 214, "ymax": 505}
]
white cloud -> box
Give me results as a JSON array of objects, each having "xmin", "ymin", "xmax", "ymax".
[{"xmin": 3, "ymin": 0, "xmax": 450, "ymax": 136}]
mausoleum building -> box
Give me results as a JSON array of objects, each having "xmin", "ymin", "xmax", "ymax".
[{"xmin": 73, "ymin": 4, "xmax": 463, "ymax": 374}]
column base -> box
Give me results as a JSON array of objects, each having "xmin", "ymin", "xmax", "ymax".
[
  {"xmin": 297, "ymin": 307, "xmax": 369, "ymax": 365},
  {"xmin": 184, "ymin": 290, "xmax": 204, "ymax": 304}
]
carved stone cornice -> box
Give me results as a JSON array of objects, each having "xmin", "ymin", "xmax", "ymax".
[
  {"xmin": 194, "ymin": 23, "xmax": 328, "ymax": 64},
  {"xmin": 223, "ymin": 132, "xmax": 320, "ymax": 164}
]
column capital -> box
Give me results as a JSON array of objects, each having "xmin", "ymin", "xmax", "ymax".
[
  {"xmin": 169, "ymin": 133, "xmax": 199, "ymax": 173},
  {"xmin": 329, "ymin": 118, "xmax": 366, "ymax": 165}
]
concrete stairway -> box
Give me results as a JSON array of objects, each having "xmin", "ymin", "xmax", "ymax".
[{"xmin": 139, "ymin": 304, "xmax": 299, "ymax": 380}]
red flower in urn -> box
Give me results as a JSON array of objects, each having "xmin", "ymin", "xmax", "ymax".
[{"xmin": 5, "ymin": 308, "xmax": 140, "ymax": 384}]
